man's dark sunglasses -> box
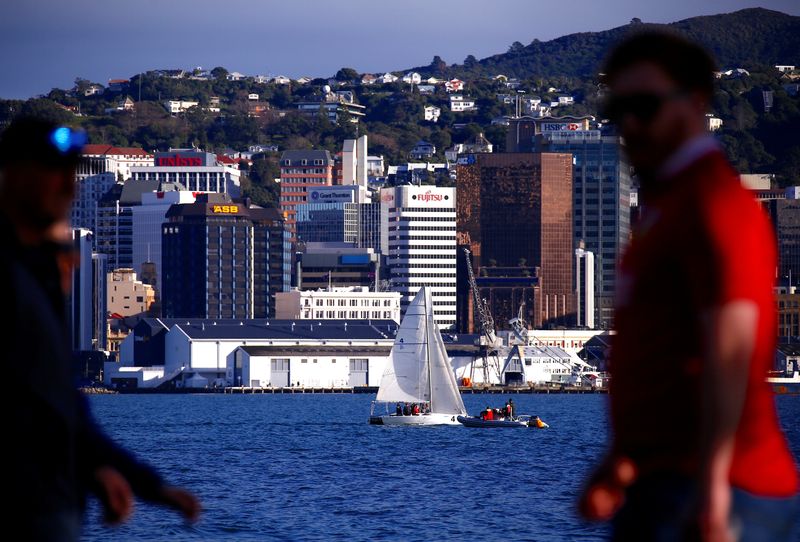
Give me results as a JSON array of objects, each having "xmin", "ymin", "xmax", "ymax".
[{"xmin": 601, "ymin": 91, "xmax": 687, "ymax": 124}]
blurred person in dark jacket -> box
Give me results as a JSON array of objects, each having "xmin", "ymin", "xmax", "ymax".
[
  {"xmin": 0, "ymin": 118, "xmax": 200, "ymax": 541},
  {"xmin": 578, "ymin": 32, "xmax": 798, "ymax": 541}
]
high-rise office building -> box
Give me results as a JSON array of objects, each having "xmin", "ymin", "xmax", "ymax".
[
  {"xmin": 537, "ymin": 128, "xmax": 631, "ymax": 329},
  {"xmin": 161, "ymin": 194, "xmax": 289, "ymax": 319},
  {"xmin": 69, "ymin": 229, "xmax": 107, "ymax": 352},
  {"xmin": 767, "ymin": 196, "xmax": 800, "ymax": 285},
  {"xmin": 130, "ymin": 150, "xmax": 241, "ymax": 196},
  {"xmin": 279, "ymin": 150, "xmax": 334, "ymax": 241},
  {"xmin": 575, "ymin": 247, "xmax": 595, "ymax": 329},
  {"xmin": 339, "ymin": 135, "xmax": 368, "ymax": 188},
  {"xmin": 295, "ymin": 185, "xmax": 382, "ymax": 251},
  {"xmin": 456, "ymin": 152, "xmax": 573, "ymax": 331},
  {"xmin": 131, "ymin": 189, "xmax": 202, "ymax": 293},
  {"xmin": 95, "ymin": 180, "xmax": 160, "ymax": 271},
  {"xmin": 381, "ymin": 185, "xmax": 457, "ymax": 330},
  {"xmin": 72, "ymin": 145, "xmax": 152, "ymax": 233}
]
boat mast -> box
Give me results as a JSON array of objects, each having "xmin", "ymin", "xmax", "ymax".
[{"xmin": 423, "ymin": 288, "xmax": 433, "ymax": 409}]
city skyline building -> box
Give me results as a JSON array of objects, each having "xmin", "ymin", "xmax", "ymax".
[
  {"xmin": 279, "ymin": 149, "xmax": 334, "ymax": 241},
  {"xmin": 381, "ymin": 184, "xmax": 458, "ymax": 330},
  {"xmin": 456, "ymin": 152, "xmax": 574, "ymax": 331},
  {"xmin": 161, "ymin": 194, "xmax": 289, "ymax": 319}
]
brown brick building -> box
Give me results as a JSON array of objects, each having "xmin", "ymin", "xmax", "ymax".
[{"xmin": 456, "ymin": 152, "xmax": 574, "ymax": 332}]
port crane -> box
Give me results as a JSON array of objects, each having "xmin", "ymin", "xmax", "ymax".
[{"xmin": 463, "ymin": 248, "xmax": 502, "ymax": 384}]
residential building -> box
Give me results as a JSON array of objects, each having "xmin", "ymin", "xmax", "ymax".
[
  {"xmin": 279, "ymin": 149, "xmax": 334, "ymax": 241},
  {"xmin": 445, "ymin": 133, "xmax": 493, "ymax": 162},
  {"xmin": 776, "ymin": 65, "xmax": 796, "ymax": 73},
  {"xmin": 130, "ymin": 150, "xmax": 241, "ymax": 196},
  {"xmin": 295, "ymin": 244, "xmax": 382, "ymax": 290},
  {"xmin": 537, "ymin": 126, "xmax": 631, "ymax": 329},
  {"xmin": 557, "ymin": 95, "xmax": 575, "ymax": 105},
  {"xmin": 107, "ymin": 79, "xmax": 129, "ymax": 92},
  {"xmin": 381, "ymin": 185, "xmax": 458, "ymax": 330},
  {"xmin": 72, "ymin": 144, "xmax": 152, "ymax": 232},
  {"xmin": 450, "ymin": 95, "xmax": 477, "ymax": 112},
  {"xmin": 361, "ymin": 74, "xmax": 377, "ymax": 85},
  {"xmin": 275, "ymin": 287, "xmax": 401, "ymax": 322},
  {"xmin": 424, "ymin": 105, "xmax": 441, "ymax": 122},
  {"xmin": 69, "ymin": 229, "xmax": 107, "ymax": 352},
  {"xmin": 272, "ymin": 75, "xmax": 291, "ymax": 85},
  {"xmin": 456, "ymin": 152, "xmax": 574, "ymax": 331},
  {"xmin": 296, "ymin": 92, "xmax": 366, "ymax": 124},
  {"xmin": 161, "ymin": 194, "xmax": 290, "ymax": 319},
  {"xmin": 706, "ymin": 114, "xmax": 723, "ymax": 132},
  {"xmin": 418, "ymin": 85, "xmax": 436, "ymax": 94},
  {"xmin": 164, "ymin": 100, "xmax": 199, "ymax": 114},
  {"xmin": 107, "ymin": 269, "xmax": 155, "ymax": 317},
  {"xmin": 367, "ymin": 155, "xmax": 385, "ymax": 177},
  {"xmin": 410, "ymin": 141, "xmax": 436, "ymax": 159},
  {"xmin": 445, "ymin": 79, "xmax": 465, "ymax": 93},
  {"xmin": 402, "ymin": 72, "xmax": 422, "ymax": 85},
  {"xmin": 83, "ymin": 84, "xmax": 104, "ymax": 96},
  {"xmin": 379, "ymin": 73, "xmax": 399, "ymax": 84}
]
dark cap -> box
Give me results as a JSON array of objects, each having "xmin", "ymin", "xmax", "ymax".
[{"xmin": 0, "ymin": 117, "xmax": 87, "ymax": 169}]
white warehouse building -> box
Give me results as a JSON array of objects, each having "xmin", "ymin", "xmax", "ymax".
[{"xmin": 106, "ymin": 319, "xmax": 399, "ymax": 389}]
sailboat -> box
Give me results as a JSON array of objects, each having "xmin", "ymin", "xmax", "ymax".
[{"xmin": 369, "ymin": 287, "xmax": 466, "ymax": 425}]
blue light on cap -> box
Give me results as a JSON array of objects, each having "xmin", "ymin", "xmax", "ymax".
[
  {"xmin": 51, "ymin": 127, "xmax": 72, "ymax": 152},
  {"xmin": 50, "ymin": 126, "xmax": 87, "ymax": 154}
]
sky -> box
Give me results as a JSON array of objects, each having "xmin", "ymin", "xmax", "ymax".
[{"xmin": 1, "ymin": 0, "xmax": 798, "ymax": 99}]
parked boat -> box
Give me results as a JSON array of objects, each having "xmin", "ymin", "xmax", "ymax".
[
  {"xmin": 767, "ymin": 371, "xmax": 800, "ymax": 395},
  {"xmin": 457, "ymin": 415, "xmax": 530, "ymax": 428},
  {"xmin": 369, "ymin": 288, "xmax": 467, "ymax": 425}
]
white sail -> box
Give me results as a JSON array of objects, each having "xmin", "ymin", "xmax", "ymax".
[
  {"xmin": 427, "ymin": 305, "xmax": 467, "ymax": 416},
  {"xmin": 376, "ymin": 288, "xmax": 431, "ymax": 403}
]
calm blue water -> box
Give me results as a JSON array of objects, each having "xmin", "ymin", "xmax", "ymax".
[{"xmin": 83, "ymin": 394, "xmax": 800, "ymax": 541}]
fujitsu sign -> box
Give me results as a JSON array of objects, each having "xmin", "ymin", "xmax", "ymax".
[{"xmin": 411, "ymin": 190, "xmax": 447, "ymax": 203}]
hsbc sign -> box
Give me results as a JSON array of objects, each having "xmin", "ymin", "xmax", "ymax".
[{"xmin": 541, "ymin": 122, "xmax": 582, "ymax": 132}]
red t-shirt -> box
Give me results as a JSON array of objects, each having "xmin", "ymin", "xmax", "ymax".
[{"xmin": 610, "ymin": 150, "xmax": 799, "ymax": 497}]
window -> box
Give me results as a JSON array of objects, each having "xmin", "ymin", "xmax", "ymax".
[
  {"xmin": 136, "ymin": 296, "xmax": 144, "ymax": 302},
  {"xmin": 301, "ymin": 359, "xmax": 308, "ymax": 364}
]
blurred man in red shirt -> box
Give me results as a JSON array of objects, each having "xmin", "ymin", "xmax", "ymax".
[{"xmin": 579, "ymin": 32, "xmax": 798, "ymax": 541}]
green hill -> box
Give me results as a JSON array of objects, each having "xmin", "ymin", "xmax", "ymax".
[{"xmin": 408, "ymin": 8, "xmax": 800, "ymax": 79}]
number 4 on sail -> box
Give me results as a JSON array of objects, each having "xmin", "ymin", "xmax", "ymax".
[{"xmin": 369, "ymin": 287, "xmax": 466, "ymax": 425}]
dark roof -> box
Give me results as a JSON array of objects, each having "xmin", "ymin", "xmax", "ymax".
[
  {"xmin": 777, "ymin": 343, "xmax": 800, "ymax": 356},
  {"xmin": 119, "ymin": 180, "xmax": 161, "ymax": 205},
  {"xmin": 279, "ymin": 150, "xmax": 333, "ymax": 166},
  {"xmin": 167, "ymin": 319, "xmax": 399, "ymax": 341},
  {"xmin": 239, "ymin": 345, "xmax": 391, "ymax": 356}
]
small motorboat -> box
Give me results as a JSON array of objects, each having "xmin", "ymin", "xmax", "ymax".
[{"xmin": 457, "ymin": 415, "xmax": 531, "ymax": 428}]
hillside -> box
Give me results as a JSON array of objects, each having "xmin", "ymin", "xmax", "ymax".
[{"xmin": 407, "ymin": 8, "xmax": 800, "ymax": 79}]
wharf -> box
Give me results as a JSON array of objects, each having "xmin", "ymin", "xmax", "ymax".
[
  {"xmin": 219, "ymin": 385, "xmax": 607, "ymax": 395},
  {"xmin": 224, "ymin": 386, "xmax": 377, "ymax": 394}
]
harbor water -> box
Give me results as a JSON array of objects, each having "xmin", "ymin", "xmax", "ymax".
[{"xmin": 83, "ymin": 394, "xmax": 800, "ymax": 541}]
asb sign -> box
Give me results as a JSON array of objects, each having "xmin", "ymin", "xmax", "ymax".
[{"xmin": 211, "ymin": 205, "xmax": 240, "ymax": 214}]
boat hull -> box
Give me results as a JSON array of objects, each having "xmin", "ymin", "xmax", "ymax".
[
  {"xmin": 457, "ymin": 415, "xmax": 529, "ymax": 428},
  {"xmin": 378, "ymin": 413, "xmax": 461, "ymax": 426}
]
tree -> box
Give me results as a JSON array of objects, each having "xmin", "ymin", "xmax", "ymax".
[
  {"xmin": 211, "ymin": 67, "xmax": 229, "ymax": 80},
  {"xmin": 430, "ymin": 56, "xmax": 447, "ymax": 76},
  {"xmin": 464, "ymin": 55, "xmax": 478, "ymax": 68},
  {"xmin": 335, "ymin": 67, "xmax": 359, "ymax": 82},
  {"xmin": 508, "ymin": 42, "xmax": 525, "ymax": 54}
]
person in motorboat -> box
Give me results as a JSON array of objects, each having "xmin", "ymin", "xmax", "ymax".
[
  {"xmin": 530, "ymin": 415, "xmax": 549, "ymax": 429},
  {"xmin": 506, "ymin": 399, "xmax": 515, "ymax": 419},
  {"xmin": 481, "ymin": 406, "xmax": 494, "ymax": 421}
]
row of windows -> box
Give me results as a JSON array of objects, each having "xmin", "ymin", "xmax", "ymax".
[
  {"xmin": 391, "ymin": 273, "xmax": 456, "ymax": 278},
  {"xmin": 305, "ymin": 299, "xmax": 394, "ymax": 307},
  {"xmin": 389, "ymin": 225, "xmax": 457, "ymax": 231},
  {"xmin": 389, "ymin": 245, "xmax": 456, "ymax": 251},
  {"xmin": 390, "ymin": 216, "xmax": 454, "ymax": 222},
  {"xmin": 305, "ymin": 310, "xmax": 394, "ymax": 319},
  {"xmin": 390, "ymin": 207, "xmax": 455, "ymax": 213},
  {"xmin": 389, "ymin": 263, "xmax": 458, "ymax": 268},
  {"xmin": 392, "ymin": 282, "xmax": 455, "ymax": 288},
  {"xmin": 282, "ymin": 196, "xmax": 307, "ymax": 203},
  {"xmin": 389, "ymin": 235, "xmax": 456, "ymax": 241}
]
